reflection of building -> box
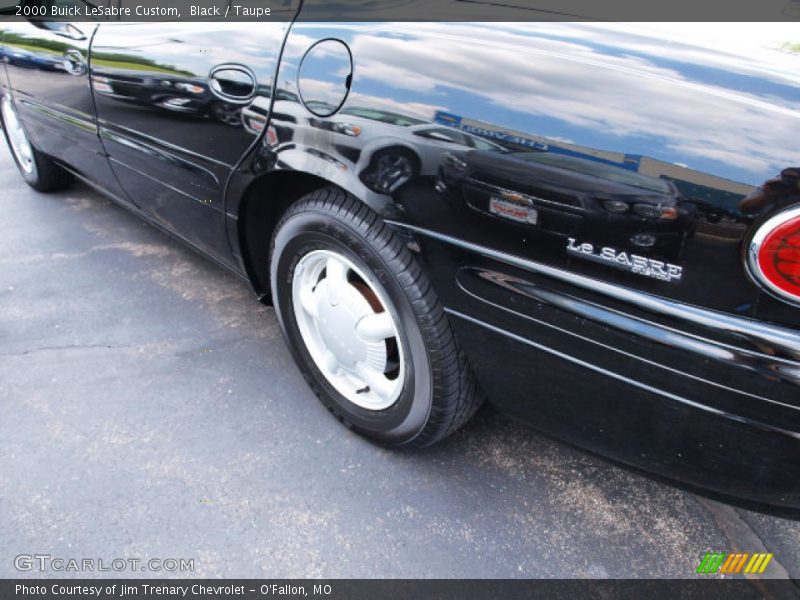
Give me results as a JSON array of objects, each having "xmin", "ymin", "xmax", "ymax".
[
  {"xmin": 637, "ymin": 157, "xmax": 754, "ymax": 215},
  {"xmin": 434, "ymin": 111, "xmax": 755, "ymax": 214},
  {"xmin": 435, "ymin": 111, "xmax": 550, "ymax": 152}
]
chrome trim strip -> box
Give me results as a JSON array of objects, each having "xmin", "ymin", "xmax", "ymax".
[
  {"xmin": 446, "ymin": 308, "xmax": 800, "ymax": 440},
  {"xmin": 18, "ymin": 97, "xmax": 97, "ymax": 134},
  {"xmin": 386, "ymin": 221, "xmax": 800, "ymax": 359},
  {"xmin": 747, "ymin": 204, "xmax": 800, "ymax": 308},
  {"xmin": 101, "ymin": 129, "xmax": 220, "ymax": 191},
  {"xmin": 458, "ymin": 268, "xmax": 800, "ymax": 409},
  {"xmin": 108, "ymin": 157, "xmax": 223, "ymax": 212},
  {"xmin": 97, "ymin": 119, "xmax": 232, "ymax": 169}
]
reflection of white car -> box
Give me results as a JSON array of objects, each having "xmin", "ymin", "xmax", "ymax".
[
  {"xmin": 241, "ymin": 90, "xmax": 304, "ymax": 137},
  {"xmin": 313, "ymin": 107, "xmax": 506, "ymax": 193},
  {"xmin": 242, "ymin": 100, "xmax": 505, "ymax": 193}
]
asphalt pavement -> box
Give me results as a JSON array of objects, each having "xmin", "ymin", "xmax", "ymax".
[{"xmin": 1, "ymin": 145, "xmax": 799, "ymax": 580}]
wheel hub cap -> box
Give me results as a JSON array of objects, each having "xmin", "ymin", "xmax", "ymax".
[
  {"xmin": 292, "ymin": 249, "xmax": 405, "ymax": 411},
  {"xmin": 315, "ymin": 280, "xmax": 383, "ymax": 370},
  {"xmin": 1, "ymin": 97, "xmax": 34, "ymax": 174}
]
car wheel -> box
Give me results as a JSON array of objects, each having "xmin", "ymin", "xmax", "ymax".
[
  {"xmin": 270, "ymin": 187, "xmax": 483, "ymax": 447},
  {"xmin": 1, "ymin": 95, "xmax": 72, "ymax": 192},
  {"xmin": 360, "ymin": 147, "xmax": 420, "ymax": 194}
]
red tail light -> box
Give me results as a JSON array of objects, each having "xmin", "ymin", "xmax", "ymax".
[{"xmin": 748, "ymin": 206, "xmax": 800, "ymax": 305}]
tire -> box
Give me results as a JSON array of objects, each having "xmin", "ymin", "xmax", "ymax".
[
  {"xmin": 270, "ymin": 187, "xmax": 483, "ymax": 447},
  {"xmin": 360, "ymin": 146, "xmax": 420, "ymax": 194},
  {"xmin": 1, "ymin": 94, "xmax": 72, "ymax": 192}
]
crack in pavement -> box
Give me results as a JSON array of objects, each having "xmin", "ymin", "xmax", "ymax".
[
  {"xmin": 0, "ymin": 343, "xmax": 139, "ymax": 357},
  {"xmin": 696, "ymin": 497, "xmax": 798, "ymax": 598},
  {"xmin": 0, "ymin": 335, "xmax": 257, "ymax": 358}
]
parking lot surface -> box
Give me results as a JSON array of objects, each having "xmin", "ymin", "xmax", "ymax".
[{"xmin": 1, "ymin": 146, "xmax": 798, "ymax": 580}]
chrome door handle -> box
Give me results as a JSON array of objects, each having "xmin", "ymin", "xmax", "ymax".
[
  {"xmin": 62, "ymin": 49, "xmax": 87, "ymax": 76},
  {"xmin": 208, "ymin": 64, "xmax": 256, "ymax": 104}
]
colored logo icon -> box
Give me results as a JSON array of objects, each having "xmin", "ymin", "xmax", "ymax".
[{"xmin": 696, "ymin": 552, "xmax": 773, "ymax": 574}]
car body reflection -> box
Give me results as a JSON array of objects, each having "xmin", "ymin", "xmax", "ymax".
[
  {"xmin": 91, "ymin": 68, "xmax": 244, "ymax": 127},
  {"xmin": 252, "ymin": 100, "xmax": 508, "ymax": 194},
  {"xmin": 438, "ymin": 149, "xmax": 694, "ymax": 259},
  {"xmin": 741, "ymin": 167, "xmax": 800, "ymax": 218}
]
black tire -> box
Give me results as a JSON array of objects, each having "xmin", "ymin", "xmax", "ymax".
[
  {"xmin": 270, "ymin": 186, "xmax": 483, "ymax": 447},
  {"xmin": 1, "ymin": 95, "xmax": 72, "ymax": 192},
  {"xmin": 360, "ymin": 146, "xmax": 420, "ymax": 194}
]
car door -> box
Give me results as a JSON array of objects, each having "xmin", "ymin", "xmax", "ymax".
[
  {"xmin": 2, "ymin": 0, "xmax": 131, "ymax": 203},
  {"xmin": 90, "ymin": 18, "xmax": 294, "ymax": 267}
]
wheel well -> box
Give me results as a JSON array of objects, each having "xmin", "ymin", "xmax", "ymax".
[{"xmin": 238, "ymin": 170, "xmax": 332, "ymax": 302}]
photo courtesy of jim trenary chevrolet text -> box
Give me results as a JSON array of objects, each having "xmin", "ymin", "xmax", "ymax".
[{"xmin": 1, "ymin": 0, "xmax": 799, "ymax": 598}]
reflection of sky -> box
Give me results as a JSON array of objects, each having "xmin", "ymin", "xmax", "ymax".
[
  {"xmin": 499, "ymin": 23, "xmax": 800, "ymax": 88},
  {"xmin": 93, "ymin": 23, "xmax": 286, "ymax": 82},
  {"xmin": 518, "ymin": 25, "xmax": 800, "ymax": 103},
  {"xmin": 327, "ymin": 23, "xmax": 800, "ymax": 186}
]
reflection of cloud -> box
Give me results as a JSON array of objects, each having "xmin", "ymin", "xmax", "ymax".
[
  {"xmin": 545, "ymin": 136, "xmax": 576, "ymax": 145},
  {"xmin": 491, "ymin": 23, "xmax": 800, "ymax": 89},
  {"xmin": 347, "ymin": 92, "xmax": 447, "ymax": 122},
  {"xmin": 665, "ymin": 144, "xmax": 772, "ymax": 175},
  {"xmin": 96, "ymin": 23, "xmax": 286, "ymax": 81},
  {"xmin": 347, "ymin": 23, "xmax": 800, "ymax": 183},
  {"xmin": 580, "ymin": 23, "xmax": 800, "ymax": 89},
  {"xmin": 299, "ymin": 78, "xmax": 448, "ymax": 122}
]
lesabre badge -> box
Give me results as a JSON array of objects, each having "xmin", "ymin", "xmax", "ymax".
[{"xmin": 566, "ymin": 238, "xmax": 683, "ymax": 282}]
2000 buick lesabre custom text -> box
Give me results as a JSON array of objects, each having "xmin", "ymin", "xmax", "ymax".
[{"xmin": 1, "ymin": 4, "xmax": 799, "ymax": 508}]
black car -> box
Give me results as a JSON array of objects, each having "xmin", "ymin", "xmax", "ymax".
[
  {"xmin": 438, "ymin": 149, "xmax": 694, "ymax": 260},
  {"xmin": 1, "ymin": 9, "xmax": 799, "ymax": 509}
]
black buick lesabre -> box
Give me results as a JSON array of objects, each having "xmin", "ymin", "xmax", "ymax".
[{"xmin": 1, "ymin": 5, "xmax": 799, "ymax": 509}]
